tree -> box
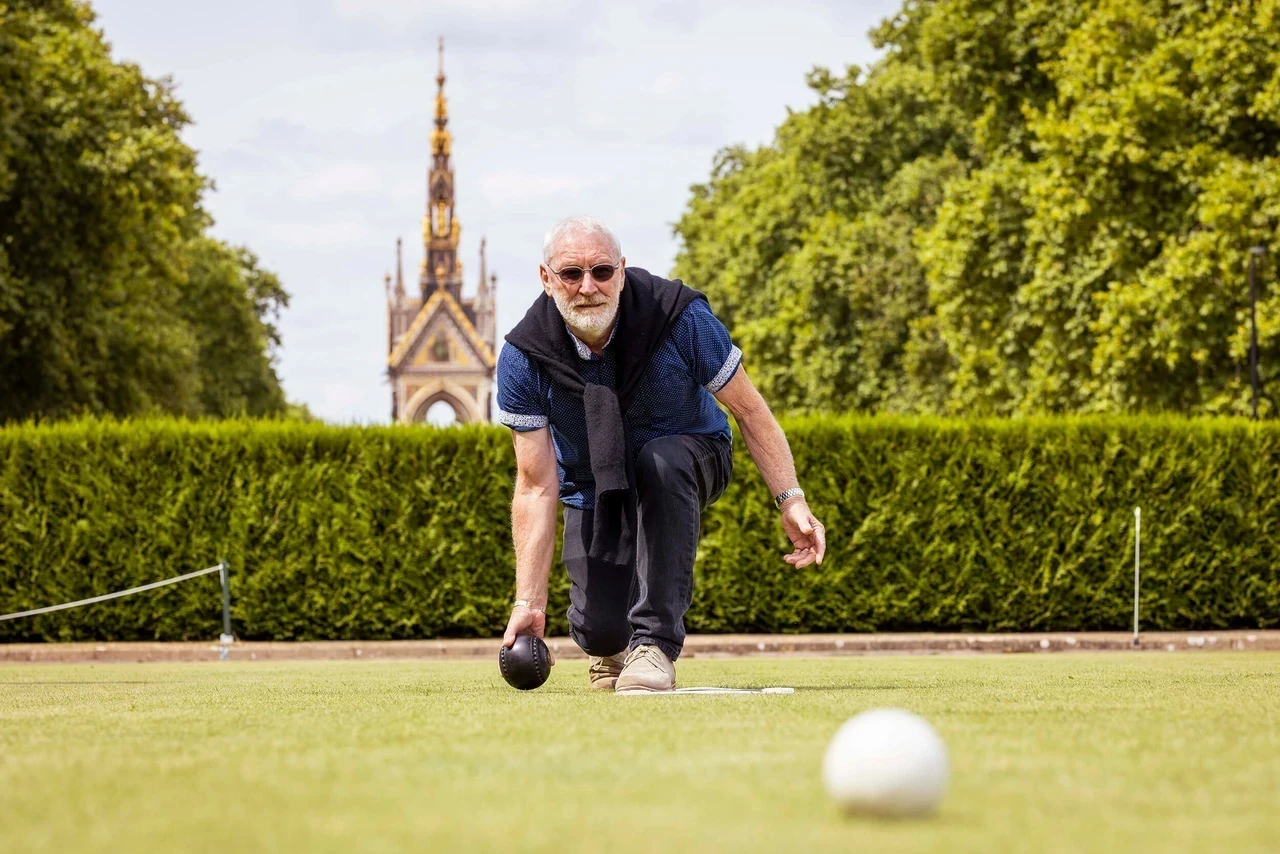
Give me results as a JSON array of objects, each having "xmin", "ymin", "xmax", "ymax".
[
  {"xmin": 674, "ymin": 0, "xmax": 1280, "ymax": 417},
  {"xmin": 0, "ymin": 0, "xmax": 290, "ymax": 421},
  {"xmin": 181, "ymin": 238, "xmax": 290, "ymax": 418}
]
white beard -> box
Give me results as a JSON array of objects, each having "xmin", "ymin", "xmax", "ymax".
[{"xmin": 553, "ymin": 288, "xmax": 619, "ymax": 341}]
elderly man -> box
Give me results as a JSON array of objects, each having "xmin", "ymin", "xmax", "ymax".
[{"xmin": 497, "ymin": 215, "xmax": 826, "ymax": 693}]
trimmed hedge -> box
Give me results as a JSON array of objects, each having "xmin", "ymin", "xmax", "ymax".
[{"xmin": 1, "ymin": 417, "xmax": 1277, "ymax": 641}]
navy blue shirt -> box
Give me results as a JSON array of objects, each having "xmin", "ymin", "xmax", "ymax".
[{"xmin": 497, "ymin": 297, "xmax": 742, "ymax": 509}]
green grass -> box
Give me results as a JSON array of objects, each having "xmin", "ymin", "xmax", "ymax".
[{"xmin": 2, "ymin": 653, "xmax": 1278, "ymax": 853}]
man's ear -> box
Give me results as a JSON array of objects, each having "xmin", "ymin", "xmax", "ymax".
[{"xmin": 538, "ymin": 263, "xmax": 552, "ymax": 295}]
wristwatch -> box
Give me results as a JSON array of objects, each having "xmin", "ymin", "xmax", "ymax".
[
  {"xmin": 774, "ymin": 487, "xmax": 805, "ymax": 509},
  {"xmin": 512, "ymin": 599, "xmax": 545, "ymax": 612}
]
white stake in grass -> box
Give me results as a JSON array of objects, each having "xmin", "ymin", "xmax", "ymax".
[{"xmin": 1133, "ymin": 507, "xmax": 1141, "ymax": 648}]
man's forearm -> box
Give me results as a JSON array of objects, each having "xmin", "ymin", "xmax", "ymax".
[
  {"xmin": 735, "ymin": 408, "xmax": 801, "ymax": 500},
  {"xmin": 511, "ymin": 483, "xmax": 558, "ymax": 607}
]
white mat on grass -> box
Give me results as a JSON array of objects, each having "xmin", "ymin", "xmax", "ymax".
[{"xmin": 618, "ymin": 687, "xmax": 794, "ymax": 695}]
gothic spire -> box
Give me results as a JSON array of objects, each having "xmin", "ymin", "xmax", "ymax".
[
  {"xmin": 422, "ymin": 36, "xmax": 460, "ymax": 301},
  {"xmin": 475, "ymin": 237, "xmax": 496, "ymax": 349},
  {"xmin": 430, "ymin": 36, "xmax": 450, "ymax": 159},
  {"xmin": 394, "ymin": 236, "xmax": 405, "ymax": 300}
]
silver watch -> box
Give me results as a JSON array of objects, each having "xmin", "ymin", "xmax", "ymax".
[
  {"xmin": 774, "ymin": 487, "xmax": 804, "ymax": 509},
  {"xmin": 512, "ymin": 599, "xmax": 545, "ymax": 613}
]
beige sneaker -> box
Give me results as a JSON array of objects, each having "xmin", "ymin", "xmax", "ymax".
[
  {"xmin": 588, "ymin": 652, "xmax": 627, "ymax": 691},
  {"xmin": 614, "ymin": 644, "xmax": 676, "ymax": 693}
]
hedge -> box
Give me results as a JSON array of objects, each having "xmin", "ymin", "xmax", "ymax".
[{"xmin": 0, "ymin": 417, "xmax": 1277, "ymax": 642}]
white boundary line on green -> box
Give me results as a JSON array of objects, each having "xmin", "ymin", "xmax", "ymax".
[{"xmin": 0, "ymin": 564, "xmax": 224, "ymax": 622}]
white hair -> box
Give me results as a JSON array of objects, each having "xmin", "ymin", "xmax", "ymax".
[{"xmin": 542, "ymin": 215, "xmax": 622, "ymax": 265}]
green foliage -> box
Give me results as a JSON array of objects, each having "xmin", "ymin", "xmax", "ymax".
[
  {"xmin": 0, "ymin": 1, "xmax": 289, "ymax": 422},
  {"xmin": 674, "ymin": 0, "xmax": 1280, "ymax": 417},
  {"xmin": 697, "ymin": 414, "xmax": 1280, "ymax": 633},
  {"xmin": 1, "ymin": 418, "xmax": 1276, "ymax": 641},
  {"xmin": 0, "ymin": 420, "xmax": 545, "ymax": 641},
  {"xmin": 182, "ymin": 238, "xmax": 289, "ymax": 418}
]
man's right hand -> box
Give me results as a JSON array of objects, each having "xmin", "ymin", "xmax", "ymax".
[{"xmin": 502, "ymin": 605, "xmax": 555, "ymax": 665}]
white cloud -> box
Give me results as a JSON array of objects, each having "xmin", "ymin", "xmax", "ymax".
[
  {"xmin": 479, "ymin": 171, "xmax": 601, "ymax": 205},
  {"xmin": 315, "ymin": 381, "xmax": 387, "ymax": 424},
  {"xmin": 651, "ymin": 71, "xmax": 682, "ymax": 95},
  {"xmin": 289, "ymin": 163, "xmax": 385, "ymax": 200},
  {"xmin": 265, "ymin": 221, "xmax": 379, "ymax": 249},
  {"xmin": 329, "ymin": 0, "xmax": 570, "ymax": 27}
]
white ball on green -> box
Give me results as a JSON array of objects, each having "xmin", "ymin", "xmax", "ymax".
[{"xmin": 822, "ymin": 707, "xmax": 949, "ymax": 817}]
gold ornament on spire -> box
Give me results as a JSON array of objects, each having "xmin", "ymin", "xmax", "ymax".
[
  {"xmin": 421, "ymin": 36, "xmax": 461, "ymax": 302},
  {"xmin": 430, "ymin": 36, "xmax": 451, "ymax": 157},
  {"xmin": 434, "ymin": 200, "xmax": 448, "ymax": 238}
]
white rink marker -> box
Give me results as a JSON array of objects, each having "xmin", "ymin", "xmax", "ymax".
[
  {"xmin": 1133, "ymin": 507, "xmax": 1141, "ymax": 647},
  {"xmin": 619, "ymin": 687, "xmax": 795, "ymax": 695}
]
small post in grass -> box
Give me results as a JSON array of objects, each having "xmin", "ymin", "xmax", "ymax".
[
  {"xmin": 218, "ymin": 560, "xmax": 234, "ymax": 661},
  {"xmin": 1132, "ymin": 508, "xmax": 1141, "ymax": 648},
  {"xmin": 1249, "ymin": 247, "xmax": 1266, "ymax": 421}
]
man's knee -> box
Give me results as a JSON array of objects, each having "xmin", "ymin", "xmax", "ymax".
[
  {"xmin": 635, "ymin": 435, "xmax": 696, "ymax": 492},
  {"xmin": 572, "ymin": 617, "xmax": 631, "ymax": 657}
]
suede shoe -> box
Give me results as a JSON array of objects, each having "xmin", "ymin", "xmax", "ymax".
[
  {"xmin": 615, "ymin": 644, "xmax": 676, "ymax": 693},
  {"xmin": 588, "ymin": 652, "xmax": 627, "ymax": 691}
]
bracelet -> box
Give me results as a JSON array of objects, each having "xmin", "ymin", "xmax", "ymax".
[
  {"xmin": 774, "ymin": 486, "xmax": 805, "ymax": 509},
  {"xmin": 513, "ymin": 599, "xmax": 545, "ymax": 612}
]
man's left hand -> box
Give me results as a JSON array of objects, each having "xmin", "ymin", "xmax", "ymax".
[{"xmin": 780, "ymin": 500, "xmax": 826, "ymax": 568}]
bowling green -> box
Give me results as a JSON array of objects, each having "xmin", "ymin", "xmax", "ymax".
[{"xmin": 1, "ymin": 653, "xmax": 1276, "ymax": 853}]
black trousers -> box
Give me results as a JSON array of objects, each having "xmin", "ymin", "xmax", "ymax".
[{"xmin": 561, "ymin": 433, "xmax": 733, "ymax": 661}]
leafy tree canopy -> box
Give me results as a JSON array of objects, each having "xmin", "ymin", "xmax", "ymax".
[
  {"xmin": 0, "ymin": 0, "xmax": 291, "ymax": 421},
  {"xmin": 674, "ymin": 0, "xmax": 1280, "ymax": 416}
]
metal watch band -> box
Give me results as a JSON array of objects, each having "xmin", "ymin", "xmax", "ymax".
[
  {"xmin": 512, "ymin": 599, "xmax": 544, "ymax": 612},
  {"xmin": 774, "ymin": 487, "xmax": 805, "ymax": 509}
]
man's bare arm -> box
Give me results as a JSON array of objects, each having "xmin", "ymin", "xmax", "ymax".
[
  {"xmin": 712, "ymin": 365, "xmax": 799, "ymax": 499},
  {"xmin": 504, "ymin": 426, "xmax": 560, "ymax": 650},
  {"xmin": 713, "ymin": 364, "xmax": 826, "ymax": 566},
  {"xmin": 511, "ymin": 426, "xmax": 559, "ymax": 606}
]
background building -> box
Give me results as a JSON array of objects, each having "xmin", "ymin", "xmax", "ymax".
[{"xmin": 386, "ymin": 40, "xmax": 497, "ymax": 425}]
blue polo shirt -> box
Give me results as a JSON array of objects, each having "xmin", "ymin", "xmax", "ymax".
[{"xmin": 496, "ymin": 297, "xmax": 742, "ymax": 509}]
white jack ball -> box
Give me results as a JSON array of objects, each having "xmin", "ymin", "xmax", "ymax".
[{"xmin": 822, "ymin": 707, "xmax": 949, "ymax": 817}]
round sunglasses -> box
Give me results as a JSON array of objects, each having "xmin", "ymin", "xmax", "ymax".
[{"xmin": 547, "ymin": 263, "xmax": 619, "ymax": 285}]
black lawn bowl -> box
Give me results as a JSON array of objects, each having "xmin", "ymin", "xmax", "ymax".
[{"xmin": 499, "ymin": 635, "xmax": 552, "ymax": 690}]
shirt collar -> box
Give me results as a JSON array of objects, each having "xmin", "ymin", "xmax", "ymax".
[{"xmin": 564, "ymin": 320, "xmax": 616, "ymax": 360}]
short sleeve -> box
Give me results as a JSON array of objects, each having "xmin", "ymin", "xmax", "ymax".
[
  {"xmin": 496, "ymin": 343, "xmax": 550, "ymax": 431},
  {"xmin": 673, "ymin": 298, "xmax": 742, "ymax": 393}
]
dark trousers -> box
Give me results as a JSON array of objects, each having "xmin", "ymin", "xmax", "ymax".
[{"xmin": 561, "ymin": 433, "xmax": 733, "ymax": 662}]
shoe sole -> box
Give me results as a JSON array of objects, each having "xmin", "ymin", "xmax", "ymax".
[{"xmin": 589, "ymin": 677, "xmax": 619, "ymax": 691}]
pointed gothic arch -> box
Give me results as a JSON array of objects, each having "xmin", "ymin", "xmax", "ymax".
[{"xmin": 403, "ymin": 379, "xmax": 485, "ymax": 425}]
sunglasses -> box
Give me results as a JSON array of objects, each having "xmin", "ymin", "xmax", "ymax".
[{"xmin": 547, "ymin": 263, "xmax": 618, "ymax": 285}]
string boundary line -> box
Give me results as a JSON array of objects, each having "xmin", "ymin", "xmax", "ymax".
[{"xmin": 0, "ymin": 563, "xmax": 225, "ymax": 622}]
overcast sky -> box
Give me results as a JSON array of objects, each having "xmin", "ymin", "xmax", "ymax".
[{"xmin": 91, "ymin": 0, "xmax": 900, "ymax": 423}]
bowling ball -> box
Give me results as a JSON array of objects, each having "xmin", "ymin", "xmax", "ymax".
[{"xmin": 499, "ymin": 634, "xmax": 551, "ymax": 690}]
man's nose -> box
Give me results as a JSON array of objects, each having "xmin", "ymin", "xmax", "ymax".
[{"xmin": 578, "ymin": 275, "xmax": 599, "ymax": 296}]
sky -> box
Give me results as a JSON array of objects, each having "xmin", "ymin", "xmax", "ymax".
[{"xmin": 91, "ymin": 0, "xmax": 900, "ymax": 423}]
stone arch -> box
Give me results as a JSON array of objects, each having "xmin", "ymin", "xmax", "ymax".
[
  {"xmin": 402, "ymin": 378, "xmax": 484, "ymax": 425},
  {"xmin": 422, "ymin": 399, "xmax": 459, "ymax": 426}
]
